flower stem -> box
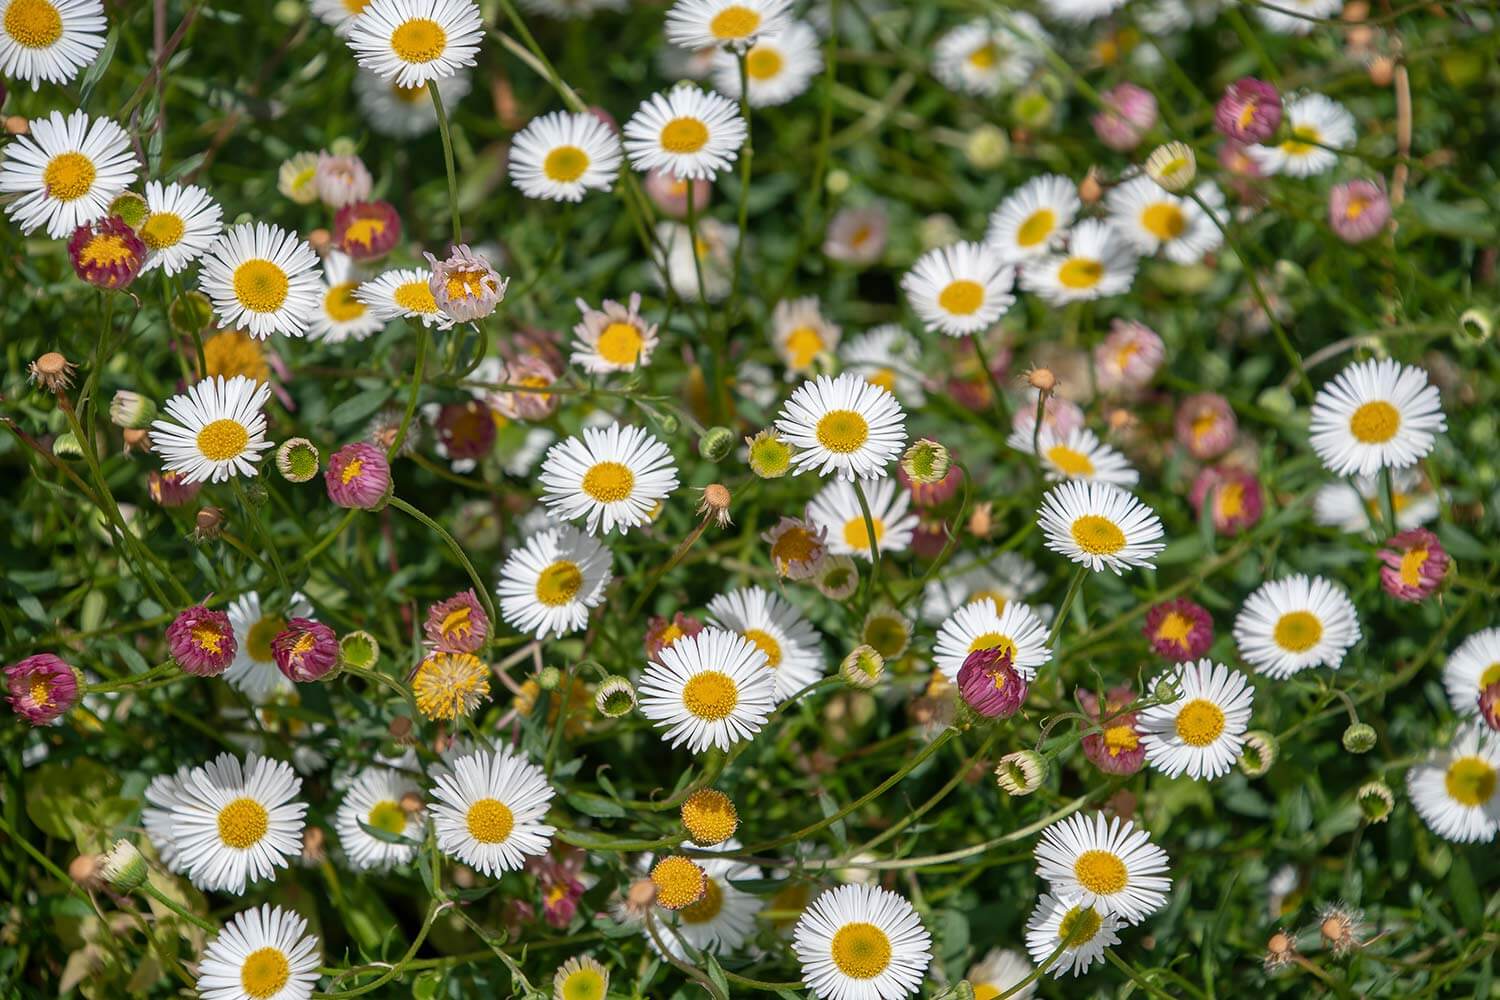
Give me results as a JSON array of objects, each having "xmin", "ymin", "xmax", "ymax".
[
  {"xmin": 139, "ymin": 882, "xmax": 218, "ymax": 934},
  {"xmin": 852, "ymin": 478, "xmax": 882, "ymax": 615},
  {"xmin": 388, "ymin": 326, "xmax": 428, "ymax": 461},
  {"xmin": 427, "ymin": 80, "xmax": 462, "ymax": 247},
  {"xmin": 1046, "ymin": 564, "xmax": 1089, "ymax": 649},
  {"xmin": 387, "ymin": 496, "xmax": 498, "ymax": 634}
]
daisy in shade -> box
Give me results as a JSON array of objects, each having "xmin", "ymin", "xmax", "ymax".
[
  {"xmin": 554, "ymin": 956, "xmax": 610, "ymax": 1000},
  {"xmin": 345, "ymin": 0, "xmax": 483, "ymax": 88},
  {"xmin": 1024, "ymin": 893, "xmax": 1120, "ymax": 978},
  {"xmin": 794, "ymin": 883, "xmax": 931, "ymax": 1000},
  {"xmin": 710, "ymin": 21, "xmax": 821, "ymax": 107},
  {"xmin": 150, "ymin": 375, "xmax": 274, "ymax": 485},
  {"xmin": 137, "ymin": 180, "xmax": 223, "ymax": 277},
  {"xmin": 509, "ymin": 110, "xmax": 623, "ymax": 202},
  {"xmin": 0, "ymin": 109, "xmax": 135, "ymax": 238},
  {"xmin": 1408, "ymin": 724, "xmax": 1500, "ymax": 843},
  {"xmin": 1105, "ymin": 178, "xmax": 1225, "ymax": 264},
  {"xmin": 706, "ymin": 586, "xmax": 825, "ymax": 702},
  {"xmin": 335, "ymin": 768, "xmax": 425, "ymax": 871},
  {"xmin": 1308, "ymin": 358, "xmax": 1445, "ymax": 477},
  {"xmin": 308, "ymin": 250, "xmax": 384, "ymax": 343},
  {"xmin": 920, "ymin": 550, "xmax": 1046, "ymax": 623},
  {"xmin": 932, "ymin": 17, "xmax": 1042, "ymax": 97},
  {"xmin": 639, "ymin": 627, "xmax": 776, "ymax": 753},
  {"xmin": 664, "ymin": 0, "xmax": 792, "ymax": 50},
  {"xmin": 934, "ymin": 600, "xmax": 1051, "ymax": 682},
  {"xmin": 1143, "ymin": 598, "xmax": 1213, "ymax": 662},
  {"xmin": 1233, "ymin": 574, "xmax": 1361, "ymax": 678},
  {"xmin": 763, "ymin": 516, "xmax": 827, "ymax": 579},
  {"xmin": 571, "ymin": 292, "xmax": 659, "ymax": 373},
  {"xmin": 167, "ymin": 752, "xmax": 307, "ymax": 894},
  {"xmin": 431, "ymin": 747, "xmax": 557, "ymax": 876},
  {"xmin": 538, "ymin": 422, "xmax": 679, "ymax": 535},
  {"xmin": 196, "ymin": 904, "xmax": 320, "ymax": 1000},
  {"xmin": 648, "ymin": 841, "xmax": 764, "ymax": 960},
  {"xmin": 623, "ymin": 85, "xmax": 746, "ymax": 181},
  {"xmin": 967, "ymin": 948, "xmax": 1034, "ymax": 1000},
  {"xmin": 355, "ymin": 266, "xmax": 454, "ymax": 330},
  {"xmin": 775, "ymin": 372, "xmax": 908, "ymax": 481},
  {"xmin": 1037, "ymin": 481, "xmax": 1165, "ymax": 574},
  {"xmin": 1312, "ymin": 470, "xmax": 1439, "ymax": 535},
  {"xmin": 1138, "ymin": 659, "xmax": 1254, "ymax": 780},
  {"xmin": 496, "ymin": 525, "xmax": 612, "ymax": 639},
  {"xmin": 198, "ymin": 222, "xmax": 321, "ymax": 339},
  {"xmin": 1020, "ymin": 219, "xmax": 1138, "ymax": 306},
  {"xmin": 1255, "ymin": 0, "xmax": 1343, "ymax": 35},
  {"xmin": 1034, "ymin": 427, "xmax": 1138, "ymax": 486},
  {"xmin": 1034, "ymin": 812, "xmax": 1171, "ymax": 923},
  {"xmin": 0, "ymin": 0, "xmax": 106, "ymax": 89},
  {"xmin": 806, "ymin": 477, "xmax": 917, "ymax": 561},
  {"xmin": 1037, "ymin": 0, "xmax": 1129, "ymax": 24},
  {"xmin": 985, "ymin": 174, "xmax": 1078, "ymax": 262},
  {"xmin": 1248, "ymin": 94, "xmax": 1355, "ymax": 177},
  {"xmin": 1443, "ymin": 629, "xmax": 1500, "ymax": 719},
  {"xmin": 354, "ymin": 67, "xmax": 471, "ymax": 138},
  {"xmin": 225, "ymin": 593, "xmax": 310, "ymax": 702},
  {"xmin": 771, "ymin": 296, "xmax": 841, "ymax": 375},
  {"xmin": 841, "ymin": 325, "xmax": 925, "ymax": 405},
  {"xmin": 901, "ymin": 241, "xmax": 1015, "ymax": 337}
]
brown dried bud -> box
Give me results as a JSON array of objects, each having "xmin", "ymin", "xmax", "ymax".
[
  {"xmin": 122, "ymin": 427, "xmax": 152, "ymax": 454},
  {"xmin": 698, "ymin": 483, "xmax": 733, "ymax": 527},
  {"xmin": 1027, "ymin": 367, "xmax": 1057, "ymax": 394},
  {"xmin": 388, "ymin": 715, "xmax": 414, "ymax": 743},
  {"xmin": 307, "ymin": 228, "xmax": 332, "ymax": 254},
  {"xmin": 968, "ymin": 501, "xmax": 994, "ymax": 539},
  {"xmin": 1079, "ymin": 168, "xmax": 1103, "ymax": 204},
  {"xmin": 4, "ymin": 115, "xmax": 28, "ymax": 135},
  {"xmin": 1344, "ymin": 0, "xmax": 1369, "ymax": 21},
  {"xmin": 193, "ymin": 506, "xmax": 225, "ymax": 541},
  {"xmin": 69, "ymin": 853, "xmax": 102, "ymax": 887},
  {"xmin": 400, "ymin": 791, "xmax": 425, "ymax": 814},
  {"xmin": 27, "ymin": 352, "xmax": 76, "ymax": 393},
  {"xmin": 302, "ymin": 825, "xmax": 327, "ymax": 864},
  {"xmin": 1368, "ymin": 56, "xmax": 1395, "ymax": 87}
]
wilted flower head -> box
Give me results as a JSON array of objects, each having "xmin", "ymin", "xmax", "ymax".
[
  {"xmin": 315, "ymin": 151, "xmax": 373, "ymax": 208},
  {"xmin": 823, "ymin": 204, "xmax": 889, "ymax": 266},
  {"xmin": 1142, "ymin": 597, "xmax": 1214, "ymax": 661},
  {"xmin": 435, "ymin": 401, "xmax": 497, "ymax": 462},
  {"xmin": 1095, "ymin": 319, "xmax": 1164, "ymax": 395},
  {"xmin": 1264, "ymin": 931, "xmax": 1297, "ymax": 972},
  {"xmin": 334, "ymin": 200, "xmax": 402, "ymax": 259},
  {"xmin": 413, "ymin": 651, "xmax": 492, "ymax": 720},
  {"xmin": 957, "ymin": 646, "xmax": 1028, "ymax": 719},
  {"xmin": 1078, "ymin": 684, "xmax": 1147, "ymax": 775},
  {"xmin": 1189, "ymin": 465, "xmax": 1264, "ymax": 535},
  {"xmin": 697, "ymin": 483, "xmax": 733, "ymax": 527},
  {"xmin": 1377, "ymin": 528, "xmax": 1448, "ymax": 602},
  {"xmin": 166, "ymin": 604, "xmax": 237, "ymax": 676},
  {"xmin": 1318, "ymin": 903, "xmax": 1364, "ymax": 957},
  {"xmin": 5, "ymin": 654, "xmax": 81, "ymax": 726},
  {"xmin": 763, "ymin": 516, "xmax": 827, "ymax": 579},
  {"xmin": 680, "ymin": 788, "xmax": 738, "ymax": 846},
  {"xmin": 649, "ymin": 855, "xmax": 706, "ymax": 911},
  {"xmin": 1215, "ymin": 77, "xmax": 1282, "ymax": 144},
  {"xmin": 272, "ymin": 618, "xmax": 340, "ymax": 682},
  {"xmin": 1091, "ymin": 83, "xmax": 1157, "ymax": 151},
  {"xmin": 325, "ymin": 442, "xmax": 392, "ymax": 510},
  {"xmin": 426, "ymin": 244, "xmax": 508, "ymax": 322},
  {"xmin": 27, "ymin": 352, "xmax": 76, "ymax": 394},
  {"xmin": 1328, "ymin": 179, "xmax": 1391, "ymax": 244},
  {"xmin": 1175, "ymin": 392, "xmax": 1237, "ymax": 460},
  {"xmin": 68, "ymin": 216, "xmax": 145, "ymax": 289},
  {"xmin": 424, "ymin": 589, "xmax": 491, "ymax": 654},
  {"xmin": 814, "ymin": 554, "xmax": 859, "ymax": 599},
  {"xmin": 644, "ymin": 612, "xmax": 704, "ymax": 658},
  {"xmin": 644, "ymin": 167, "xmax": 711, "ymax": 218},
  {"xmin": 492, "ymin": 355, "xmax": 560, "ymax": 421}
]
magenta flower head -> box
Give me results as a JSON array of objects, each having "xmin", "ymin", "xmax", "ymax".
[
  {"xmin": 1378, "ymin": 528, "xmax": 1449, "ymax": 603},
  {"xmin": 425, "ymin": 589, "xmax": 491, "ymax": 654},
  {"xmin": 436, "ymin": 401, "xmax": 497, "ymax": 462},
  {"xmin": 1091, "ymin": 83, "xmax": 1157, "ymax": 152},
  {"xmin": 272, "ymin": 618, "xmax": 339, "ymax": 682},
  {"xmin": 957, "ymin": 646, "xmax": 1028, "ymax": 719},
  {"xmin": 147, "ymin": 469, "xmax": 202, "ymax": 508},
  {"xmin": 1175, "ymin": 392, "xmax": 1237, "ymax": 460},
  {"xmin": 68, "ymin": 216, "xmax": 145, "ymax": 290},
  {"xmin": 1143, "ymin": 598, "xmax": 1214, "ymax": 661},
  {"xmin": 166, "ymin": 604, "xmax": 238, "ymax": 676},
  {"xmin": 1214, "ymin": 77, "xmax": 1282, "ymax": 144},
  {"xmin": 1328, "ymin": 180, "xmax": 1391, "ymax": 244},
  {"xmin": 334, "ymin": 200, "xmax": 402, "ymax": 260},
  {"xmin": 1078, "ymin": 685, "xmax": 1146, "ymax": 775},
  {"xmin": 644, "ymin": 613, "xmax": 704, "ymax": 659},
  {"xmin": 5, "ymin": 654, "xmax": 81, "ymax": 726},
  {"xmin": 1095, "ymin": 319, "xmax": 1165, "ymax": 395},
  {"xmin": 325, "ymin": 442, "xmax": 392, "ymax": 510},
  {"xmin": 1189, "ymin": 466, "xmax": 1264, "ymax": 535}
]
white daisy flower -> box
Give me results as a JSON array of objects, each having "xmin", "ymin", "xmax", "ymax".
[
  {"xmin": 1034, "ymin": 427, "xmax": 1139, "ymax": 486},
  {"xmin": 932, "ymin": 18, "xmax": 1036, "ymax": 97},
  {"xmin": 706, "ymin": 586, "xmax": 825, "ymax": 702},
  {"xmin": 167, "ymin": 752, "xmax": 308, "ymax": 895},
  {"xmin": 308, "ymin": 250, "xmax": 385, "ymax": 343},
  {"xmin": 793, "ymin": 883, "xmax": 933, "ymax": 1000},
  {"xmin": 137, "ymin": 180, "xmax": 223, "ymax": 277},
  {"xmin": 839, "ymin": 324, "xmax": 926, "ymax": 406},
  {"xmin": 496, "ymin": 524, "xmax": 612, "ymax": 639},
  {"xmin": 1023, "ymin": 893, "xmax": 1120, "ymax": 978},
  {"xmin": 1036, "ymin": 0, "xmax": 1129, "ymax": 24},
  {"xmin": 334, "ymin": 768, "xmax": 425, "ymax": 872},
  {"xmin": 1104, "ymin": 178, "xmax": 1225, "ymax": 265},
  {"xmin": 142, "ymin": 764, "xmax": 196, "ymax": 877},
  {"xmin": 1406, "ymin": 724, "xmax": 1500, "ymax": 843},
  {"xmin": 710, "ymin": 20, "xmax": 822, "ymax": 107},
  {"xmin": 638, "ymin": 626, "xmax": 777, "ymax": 753},
  {"xmin": 664, "ymin": 0, "xmax": 792, "ymax": 50},
  {"xmin": 806, "ymin": 476, "xmax": 918, "ymax": 561},
  {"xmin": 196, "ymin": 904, "xmax": 320, "ymax": 1000},
  {"xmin": 1311, "ymin": 470, "xmax": 1439, "ymax": 535},
  {"xmin": 538, "ymin": 422, "xmax": 680, "ymax": 535},
  {"xmin": 1138, "ymin": 659, "xmax": 1254, "ymax": 780},
  {"xmin": 901, "ymin": 240, "xmax": 1015, "ymax": 337},
  {"xmin": 1442, "ymin": 628, "xmax": 1500, "ymax": 719},
  {"xmin": 1036, "ymin": 480, "xmax": 1164, "ymax": 574},
  {"xmin": 771, "ymin": 296, "xmax": 842, "ymax": 375},
  {"xmin": 311, "ymin": 0, "xmax": 372, "ymax": 34},
  {"xmin": 967, "ymin": 947, "xmax": 1035, "ymax": 1000},
  {"xmin": 509, "ymin": 110, "xmax": 623, "ymax": 202},
  {"xmin": 1232, "ymin": 574, "xmax": 1361, "ymax": 678},
  {"xmin": 1019, "ymin": 219, "xmax": 1138, "ymax": 306},
  {"xmin": 571, "ymin": 291, "xmax": 659, "ymax": 373},
  {"xmin": 431, "ymin": 746, "xmax": 557, "ymax": 876},
  {"xmin": 647, "ymin": 841, "xmax": 765, "ymax": 960},
  {"xmin": 623, "ymin": 85, "xmax": 747, "ymax": 181},
  {"xmin": 775, "ymin": 372, "xmax": 908, "ymax": 481},
  {"xmin": 1308, "ymin": 358, "xmax": 1445, "ymax": 477},
  {"xmin": 985, "ymin": 173, "xmax": 1079, "ymax": 262},
  {"xmin": 1034, "ymin": 812, "xmax": 1171, "ymax": 924},
  {"xmin": 1255, "ymin": 0, "xmax": 1342, "ymax": 35},
  {"xmin": 225, "ymin": 592, "xmax": 312, "ymax": 703},
  {"xmin": 355, "ymin": 266, "xmax": 455, "ymax": 330},
  {"xmin": 654, "ymin": 217, "xmax": 737, "ymax": 301},
  {"xmin": 353, "ymin": 66, "xmax": 471, "ymax": 138},
  {"xmin": 0, "ymin": 109, "xmax": 135, "ymax": 238},
  {"xmin": 198, "ymin": 222, "xmax": 321, "ymax": 339},
  {"xmin": 1248, "ymin": 93, "xmax": 1355, "ymax": 177},
  {"xmin": 0, "ymin": 0, "xmax": 105, "ymax": 90},
  {"xmin": 345, "ymin": 0, "xmax": 483, "ymax": 88},
  {"xmin": 933, "ymin": 599, "xmax": 1051, "ymax": 683},
  {"xmin": 150, "ymin": 375, "xmax": 274, "ymax": 485},
  {"xmin": 552, "ymin": 955, "xmax": 611, "ymax": 1000},
  {"xmin": 920, "ymin": 550, "xmax": 1046, "ymax": 623}
]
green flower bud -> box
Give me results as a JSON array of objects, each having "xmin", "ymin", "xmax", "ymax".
[
  {"xmin": 52, "ymin": 431, "xmax": 84, "ymax": 460},
  {"xmin": 595, "ymin": 676, "xmax": 637, "ymax": 718},
  {"xmin": 108, "ymin": 192, "xmax": 149, "ymax": 229},
  {"xmin": 169, "ymin": 290, "xmax": 214, "ymax": 337},
  {"xmin": 698, "ymin": 426, "xmax": 735, "ymax": 462},
  {"xmin": 839, "ymin": 645, "xmax": 884, "ymax": 690},
  {"xmin": 901, "ymin": 438, "xmax": 950, "ymax": 486},
  {"xmin": 1239, "ymin": 730, "xmax": 1278, "ymax": 777},
  {"xmin": 109, "ymin": 390, "xmax": 157, "ymax": 429},
  {"xmin": 276, "ymin": 437, "xmax": 321, "ymax": 483},
  {"xmin": 538, "ymin": 665, "xmax": 562, "ymax": 690},
  {"xmin": 1342, "ymin": 722, "xmax": 1377, "ymax": 754},
  {"xmin": 1460, "ymin": 308, "xmax": 1493, "ymax": 346},
  {"xmin": 995, "ymin": 750, "xmax": 1047, "ymax": 796},
  {"xmin": 339, "ymin": 631, "xmax": 381, "ymax": 672},
  {"xmin": 1356, "ymin": 780, "xmax": 1394, "ymax": 823},
  {"xmin": 964, "ymin": 124, "xmax": 1010, "ymax": 170},
  {"xmin": 100, "ymin": 839, "xmax": 147, "ymax": 892}
]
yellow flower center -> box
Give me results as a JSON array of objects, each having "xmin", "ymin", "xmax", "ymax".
[
  {"xmin": 581, "ymin": 460, "xmax": 635, "ymax": 503},
  {"xmin": 1445, "ymin": 756, "xmax": 1497, "ymax": 807},
  {"xmin": 658, "ymin": 623, "xmax": 686, "ymax": 647},
  {"xmin": 830, "ymin": 922, "xmax": 892, "ymax": 980},
  {"xmin": 413, "ymin": 653, "xmax": 490, "ymax": 720},
  {"xmin": 465, "ymin": 797, "xmax": 514, "ymax": 843},
  {"xmin": 191, "ymin": 625, "xmax": 225, "ymax": 655},
  {"xmin": 561, "ymin": 968, "xmax": 606, "ymax": 1000},
  {"xmin": 1273, "ymin": 610, "xmax": 1323, "ymax": 653},
  {"xmin": 843, "ymin": 516, "xmax": 885, "ymax": 552},
  {"xmin": 1046, "ymin": 444, "xmax": 1095, "ymax": 477},
  {"xmin": 1345, "ymin": 195, "xmax": 1370, "ymax": 221},
  {"xmin": 968, "ymin": 589, "xmax": 1008, "ymax": 612},
  {"xmin": 595, "ymin": 321, "xmax": 644, "ymax": 366},
  {"xmin": 217, "ymin": 796, "xmax": 270, "ymax": 849},
  {"xmin": 1016, "ymin": 209, "xmax": 1055, "ymax": 248},
  {"xmin": 1070, "ymin": 514, "xmax": 1126, "ymax": 555},
  {"xmin": 233, "ymin": 259, "xmax": 291, "ymax": 313},
  {"xmin": 660, "ymin": 117, "xmax": 710, "ymax": 154},
  {"xmin": 680, "ymin": 876, "xmax": 725, "ymax": 924},
  {"xmin": 1058, "ymin": 905, "xmax": 1102, "ymax": 947},
  {"xmin": 770, "ymin": 526, "xmax": 818, "ymax": 565},
  {"xmin": 784, "ymin": 325, "xmax": 825, "ymax": 369},
  {"xmin": 974, "ymin": 988, "xmax": 1002, "ymax": 1000},
  {"xmin": 682, "ymin": 670, "xmax": 739, "ymax": 721},
  {"xmin": 741, "ymin": 628, "xmax": 783, "ymax": 669},
  {"xmin": 708, "ymin": 4, "xmax": 760, "ymax": 40},
  {"xmin": 78, "ymin": 233, "xmax": 136, "ymax": 269},
  {"xmin": 246, "ymin": 615, "xmax": 284, "ymax": 662},
  {"xmin": 1058, "ymin": 257, "xmax": 1104, "ymax": 289},
  {"xmin": 444, "ymin": 268, "xmax": 488, "ymax": 301},
  {"xmin": 240, "ymin": 947, "xmax": 291, "ymax": 1000},
  {"xmin": 866, "ymin": 369, "xmax": 897, "ymax": 394},
  {"xmin": 1104, "ymin": 723, "xmax": 1139, "ymax": 756},
  {"xmin": 342, "ymin": 0, "xmax": 372, "ymax": 12},
  {"xmin": 28, "ymin": 678, "xmax": 52, "ymax": 708},
  {"xmin": 967, "ymin": 632, "xmax": 1017, "ymax": 661},
  {"xmin": 338, "ymin": 457, "xmax": 365, "ymax": 486},
  {"xmin": 324, "ymin": 282, "xmax": 367, "ymax": 322},
  {"xmin": 937, "ymin": 278, "xmax": 984, "ymax": 316},
  {"xmin": 342, "ymin": 217, "xmax": 388, "ymax": 252},
  {"xmin": 535, "ymin": 560, "xmax": 584, "ymax": 607},
  {"xmin": 368, "ymin": 799, "xmax": 408, "ymax": 835},
  {"xmin": 140, "ymin": 212, "xmax": 186, "ymax": 250},
  {"xmin": 745, "ymin": 44, "xmax": 783, "ymax": 80},
  {"xmin": 815, "ymin": 409, "xmax": 869, "ymax": 454},
  {"xmin": 1399, "ymin": 546, "xmax": 1429, "ymax": 587},
  {"xmin": 390, "ymin": 17, "xmax": 446, "ymax": 63},
  {"xmin": 1479, "ymin": 662, "xmax": 1500, "ymax": 690},
  {"xmin": 1216, "ymin": 481, "xmax": 1246, "ymax": 520},
  {"xmin": 5, "ymin": 0, "xmax": 63, "ymax": 48},
  {"xmin": 393, "ymin": 279, "xmax": 438, "ymax": 314},
  {"xmin": 543, "ymin": 144, "xmax": 590, "ymax": 183},
  {"xmin": 1349, "ymin": 400, "xmax": 1400, "ymax": 444},
  {"xmin": 1174, "ymin": 698, "xmax": 1226, "ymax": 747},
  {"xmin": 1237, "ymin": 101, "xmax": 1259, "ymax": 131},
  {"xmin": 1140, "ymin": 202, "xmax": 1186, "ymax": 241},
  {"xmin": 1073, "ymin": 849, "xmax": 1128, "ymax": 895},
  {"xmin": 863, "ymin": 615, "xmax": 907, "ymax": 658},
  {"xmin": 440, "ymin": 605, "xmax": 474, "ymax": 640},
  {"xmin": 681, "ymin": 788, "xmax": 737, "ymax": 845},
  {"xmin": 44, "ymin": 151, "xmax": 99, "ymax": 204},
  {"xmin": 203, "ymin": 330, "xmax": 269, "ymax": 382},
  {"xmin": 967, "ymin": 42, "xmax": 997, "ymax": 69},
  {"xmin": 1280, "ymin": 124, "xmax": 1322, "ymax": 156},
  {"xmin": 1154, "ymin": 155, "xmax": 1192, "ymax": 182},
  {"xmin": 196, "ymin": 418, "xmax": 250, "ymax": 462},
  {"xmin": 651, "ymin": 856, "xmax": 706, "ymax": 909},
  {"xmin": 1152, "ymin": 613, "xmax": 1193, "ymax": 654}
]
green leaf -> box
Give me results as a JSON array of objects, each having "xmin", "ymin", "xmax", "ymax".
[
  {"xmin": 329, "ymin": 387, "xmax": 396, "ymax": 429},
  {"xmin": 78, "ymin": 26, "xmax": 119, "ymax": 108},
  {"xmin": 1447, "ymin": 853, "xmax": 1482, "ymax": 932},
  {"xmin": 564, "ymin": 788, "xmax": 626, "ymax": 819}
]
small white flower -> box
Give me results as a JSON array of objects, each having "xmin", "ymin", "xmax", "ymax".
[
  {"xmin": 710, "ymin": 20, "xmax": 821, "ymax": 107},
  {"xmin": 806, "ymin": 477, "xmax": 918, "ymax": 561},
  {"xmin": 308, "ymin": 250, "xmax": 385, "ymax": 343},
  {"xmin": 137, "ymin": 180, "xmax": 223, "ymax": 276},
  {"xmin": 933, "ymin": 600, "xmax": 1051, "ymax": 682},
  {"xmin": 496, "ymin": 524, "xmax": 612, "ymax": 639},
  {"xmin": 664, "ymin": 0, "xmax": 793, "ymax": 50},
  {"xmin": 196, "ymin": 904, "xmax": 320, "ymax": 1000},
  {"xmin": 1441, "ymin": 628, "xmax": 1500, "ymax": 719},
  {"xmin": 1034, "ymin": 812, "xmax": 1172, "ymax": 923},
  {"xmin": 353, "ymin": 66, "xmax": 471, "ymax": 137},
  {"xmin": 706, "ymin": 586, "xmax": 825, "ymax": 702},
  {"xmin": 638, "ymin": 627, "xmax": 777, "ymax": 754},
  {"xmin": 1036, "ymin": 480, "xmax": 1165, "ymax": 574},
  {"xmin": 334, "ymin": 768, "xmax": 425, "ymax": 872},
  {"xmin": 165, "ymin": 752, "xmax": 307, "ymax": 895},
  {"xmin": 775, "ymin": 372, "xmax": 909, "ymax": 481},
  {"xmin": 1024, "ymin": 893, "xmax": 1120, "ymax": 978},
  {"xmin": 538, "ymin": 422, "xmax": 680, "ymax": 535},
  {"xmin": 0, "ymin": 109, "xmax": 135, "ymax": 237},
  {"xmin": 345, "ymin": 0, "xmax": 484, "ymax": 88},
  {"xmin": 986, "ymin": 173, "xmax": 1079, "ymax": 261},
  {"xmin": 150, "ymin": 375, "xmax": 274, "ymax": 485},
  {"xmin": 509, "ymin": 110, "xmax": 623, "ymax": 202},
  {"xmin": 623, "ymin": 85, "xmax": 747, "ymax": 181},
  {"xmin": 355, "ymin": 266, "xmax": 455, "ymax": 330},
  {"xmin": 1406, "ymin": 724, "xmax": 1500, "ymax": 843},
  {"xmin": 901, "ymin": 240, "xmax": 1015, "ymax": 336},
  {"xmin": 1232, "ymin": 574, "xmax": 1361, "ymax": 678},
  {"xmin": 1104, "ymin": 178, "xmax": 1225, "ymax": 265},
  {"xmin": 839, "ymin": 324, "xmax": 926, "ymax": 406},
  {"xmin": 1034, "ymin": 427, "xmax": 1139, "ymax": 487},
  {"xmin": 198, "ymin": 222, "xmax": 322, "ymax": 339},
  {"xmin": 1138, "ymin": 659, "xmax": 1254, "ymax": 780},
  {"xmin": 1308, "ymin": 358, "xmax": 1445, "ymax": 477},
  {"xmin": 793, "ymin": 883, "xmax": 932, "ymax": 1000},
  {"xmin": 1248, "ymin": 93, "xmax": 1355, "ymax": 177},
  {"xmin": 430, "ymin": 747, "xmax": 557, "ymax": 876},
  {"xmin": 0, "ymin": 0, "xmax": 106, "ymax": 90},
  {"xmin": 1019, "ymin": 219, "xmax": 1138, "ymax": 306}
]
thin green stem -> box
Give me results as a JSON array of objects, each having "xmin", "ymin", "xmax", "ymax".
[
  {"xmin": 388, "ymin": 326, "xmax": 429, "ymax": 460},
  {"xmin": 1046, "ymin": 564, "xmax": 1089, "ymax": 649},
  {"xmin": 388, "ymin": 496, "xmax": 498, "ymax": 635},
  {"xmin": 428, "ymin": 80, "xmax": 462, "ymax": 246}
]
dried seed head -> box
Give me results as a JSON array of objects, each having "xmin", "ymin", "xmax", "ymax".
[{"xmin": 28, "ymin": 352, "xmax": 76, "ymax": 393}]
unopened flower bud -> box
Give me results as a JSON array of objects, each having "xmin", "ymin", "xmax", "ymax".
[
  {"xmin": 1342, "ymin": 722, "xmax": 1377, "ymax": 754},
  {"xmin": 537, "ymin": 665, "xmax": 562, "ymax": 690},
  {"xmin": 1239, "ymin": 729, "xmax": 1278, "ymax": 777},
  {"xmin": 108, "ymin": 191, "xmax": 149, "ymax": 229},
  {"xmin": 109, "ymin": 390, "xmax": 157, "ymax": 429},
  {"xmin": 52, "ymin": 431, "xmax": 84, "ymax": 459},
  {"xmin": 840, "ymin": 645, "xmax": 884, "ymax": 689},
  {"xmin": 995, "ymin": 750, "xmax": 1047, "ymax": 795},
  {"xmin": 964, "ymin": 124, "xmax": 1010, "ymax": 170},
  {"xmin": 169, "ymin": 290, "xmax": 214, "ymax": 336},
  {"xmin": 698, "ymin": 426, "xmax": 735, "ymax": 462},
  {"xmin": 1356, "ymin": 780, "xmax": 1394, "ymax": 823},
  {"xmin": 1368, "ymin": 56, "xmax": 1394, "ymax": 86},
  {"xmin": 1145, "ymin": 142, "xmax": 1196, "ymax": 192},
  {"xmin": 901, "ymin": 439, "xmax": 950, "ymax": 486},
  {"xmin": 1460, "ymin": 308, "xmax": 1493, "ymax": 346},
  {"xmin": 1078, "ymin": 169, "xmax": 1103, "ymax": 204},
  {"xmin": 595, "ymin": 676, "xmax": 637, "ymax": 718},
  {"xmin": 339, "ymin": 631, "xmax": 380, "ymax": 672},
  {"xmin": 276, "ymin": 437, "xmax": 320, "ymax": 483},
  {"xmin": 99, "ymin": 839, "xmax": 147, "ymax": 892}
]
